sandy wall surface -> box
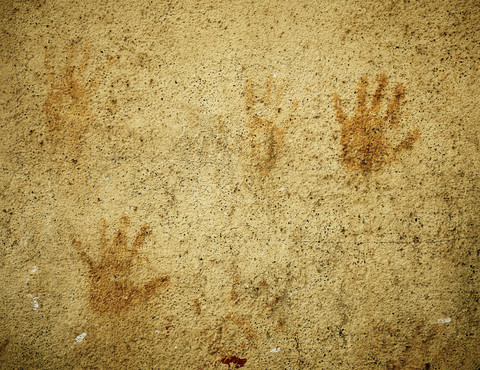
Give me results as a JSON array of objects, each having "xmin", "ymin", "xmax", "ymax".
[{"xmin": 1, "ymin": 0, "xmax": 479, "ymax": 368}]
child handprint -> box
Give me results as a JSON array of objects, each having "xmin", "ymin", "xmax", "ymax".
[
  {"xmin": 333, "ymin": 73, "xmax": 420, "ymax": 173},
  {"xmin": 73, "ymin": 216, "xmax": 169, "ymax": 314},
  {"xmin": 244, "ymin": 75, "xmax": 298, "ymax": 176}
]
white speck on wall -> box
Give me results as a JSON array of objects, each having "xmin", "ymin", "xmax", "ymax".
[
  {"xmin": 272, "ymin": 73, "xmax": 277, "ymax": 78},
  {"xmin": 26, "ymin": 266, "xmax": 39, "ymax": 285},
  {"xmin": 31, "ymin": 296, "xmax": 39, "ymax": 311},
  {"xmin": 21, "ymin": 232, "xmax": 31, "ymax": 248},
  {"xmin": 312, "ymin": 110, "xmax": 316, "ymax": 114},
  {"xmin": 270, "ymin": 347, "xmax": 281, "ymax": 353},
  {"xmin": 437, "ymin": 317, "xmax": 452, "ymax": 324},
  {"xmin": 75, "ymin": 333, "xmax": 87, "ymax": 344}
]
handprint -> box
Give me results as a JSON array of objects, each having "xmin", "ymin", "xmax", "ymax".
[
  {"xmin": 244, "ymin": 75, "xmax": 298, "ymax": 176},
  {"xmin": 73, "ymin": 216, "xmax": 169, "ymax": 314},
  {"xmin": 44, "ymin": 38, "xmax": 112, "ymax": 152},
  {"xmin": 333, "ymin": 73, "xmax": 420, "ymax": 173}
]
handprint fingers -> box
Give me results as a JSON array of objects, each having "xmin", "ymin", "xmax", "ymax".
[
  {"xmin": 385, "ymin": 83, "xmax": 405, "ymax": 126},
  {"xmin": 44, "ymin": 47, "xmax": 55, "ymax": 85},
  {"xmin": 333, "ymin": 93, "xmax": 347, "ymax": 124},
  {"xmin": 119, "ymin": 215, "xmax": 130, "ymax": 229},
  {"xmin": 263, "ymin": 75, "xmax": 273, "ymax": 106},
  {"xmin": 394, "ymin": 128, "xmax": 420, "ymax": 153},
  {"xmin": 355, "ymin": 76, "xmax": 369, "ymax": 116},
  {"xmin": 371, "ymin": 73, "xmax": 388, "ymax": 115},
  {"xmin": 113, "ymin": 216, "xmax": 130, "ymax": 254},
  {"xmin": 133, "ymin": 225, "xmax": 152, "ymax": 250},
  {"xmin": 99, "ymin": 218, "xmax": 109, "ymax": 249},
  {"xmin": 86, "ymin": 54, "xmax": 116, "ymax": 90},
  {"xmin": 131, "ymin": 225, "xmax": 152, "ymax": 262},
  {"xmin": 78, "ymin": 42, "xmax": 91, "ymax": 74},
  {"xmin": 73, "ymin": 239, "xmax": 94, "ymax": 269},
  {"xmin": 144, "ymin": 276, "xmax": 170, "ymax": 297},
  {"xmin": 246, "ymin": 76, "xmax": 287, "ymax": 114},
  {"xmin": 284, "ymin": 99, "xmax": 298, "ymax": 128},
  {"xmin": 273, "ymin": 81, "xmax": 285, "ymax": 108},
  {"xmin": 65, "ymin": 39, "xmax": 90, "ymax": 75},
  {"xmin": 245, "ymin": 78, "xmax": 255, "ymax": 113}
]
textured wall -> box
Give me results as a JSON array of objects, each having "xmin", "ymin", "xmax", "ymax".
[{"xmin": 1, "ymin": 0, "xmax": 479, "ymax": 368}]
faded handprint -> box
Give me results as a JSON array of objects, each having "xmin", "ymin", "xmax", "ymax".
[
  {"xmin": 206, "ymin": 312, "xmax": 257, "ymax": 360},
  {"xmin": 333, "ymin": 73, "xmax": 420, "ymax": 173},
  {"xmin": 244, "ymin": 75, "xmax": 298, "ymax": 176},
  {"xmin": 198, "ymin": 273, "xmax": 259, "ymax": 368},
  {"xmin": 44, "ymin": 38, "xmax": 112, "ymax": 152},
  {"xmin": 73, "ymin": 216, "xmax": 169, "ymax": 314}
]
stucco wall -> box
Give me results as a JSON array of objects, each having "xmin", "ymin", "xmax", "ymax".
[{"xmin": 1, "ymin": 0, "xmax": 479, "ymax": 368}]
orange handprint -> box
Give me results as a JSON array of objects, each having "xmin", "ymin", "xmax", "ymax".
[
  {"xmin": 333, "ymin": 73, "xmax": 420, "ymax": 173},
  {"xmin": 73, "ymin": 216, "xmax": 169, "ymax": 315},
  {"xmin": 44, "ymin": 38, "xmax": 112, "ymax": 153}
]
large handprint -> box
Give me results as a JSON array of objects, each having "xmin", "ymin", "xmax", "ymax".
[
  {"xmin": 244, "ymin": 76, "xmax": 298, "ymax": 176},
  {"xmin": 73, "ymin": 216, "xmax": 169, "ymax": 314},
  {"xmin": 333, "ymin": 73, "xmax": 420, "ymax": 173}
]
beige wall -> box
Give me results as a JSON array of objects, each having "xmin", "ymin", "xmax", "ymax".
[{"xmin": 1, "ymin": 0, "xmax": 479, "ymax": 368}]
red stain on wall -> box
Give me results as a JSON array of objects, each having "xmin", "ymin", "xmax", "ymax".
[{"xmin": 220, "ymin": 356, "xmax": 247, "ymax": 368}]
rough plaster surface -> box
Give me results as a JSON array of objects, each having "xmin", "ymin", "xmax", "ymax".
[{"xmin": 1, "ymin": 0, "xmax": 479, "ymax": 368}]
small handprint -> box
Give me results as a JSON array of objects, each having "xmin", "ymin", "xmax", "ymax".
[
  {"xmin": 73, "ymin": 215, "xmax": 169, "ymax": 314},
  {"xmin": 333, "ymin": 73, "xmax": 420, "ymax": 173},
  {"xmin": 244, "ymin": 75, "xmax": 298, "ymax": 176},
  {"xmin": 44, "ymin": 38, "xmax": 112, "ymax": 152}
]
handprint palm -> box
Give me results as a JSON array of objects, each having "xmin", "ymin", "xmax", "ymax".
[
  {"xmin": 73, "ymin": 216, "xmax": 169, "ymax": 314},
  {"xmin": 333, "ymin": 73, "xmax": 420, "ymax": 173}
]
